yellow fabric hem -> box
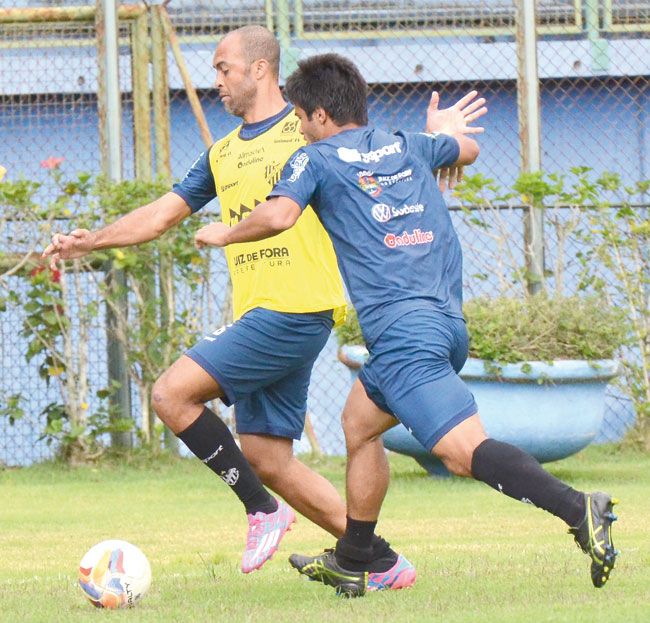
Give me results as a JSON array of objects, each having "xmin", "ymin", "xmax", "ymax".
[{"xmin": 235, "ymin": 303, "xmax": 347, "ymax": 327}]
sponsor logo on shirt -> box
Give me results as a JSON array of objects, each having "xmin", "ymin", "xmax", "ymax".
[
  {"xmin": 371, "ymin": 202, "xmax": 425, "ymax": 223},
  {"xmin": 220, "ymin": 180, "xmax": 238, "ymax": 193},
  {"xmin": 264, "ymin": 161, "xmax": 282, "ymax": 186},
  {"xmin": 218, "ymin": 139, "xmax": 232, "ymax": 157},
  {"xmin": 274, "ymin": 137, "xmax": 303, "ymax": 144},
  {"xmin": 376, "ymin": 168, "xmax": 413, "ymax": 186},
  {"xmin": 282, "ymin": 119, "xmax": 300, "ymax": 134},
  {"xmin": 371, "ymin": 203, "xmax": 392, "ymax": 222},
  {"xmin": 358, "ymin": 173, "xmax": 382, "ymax": 197},
  {"xmin": 237, "ymin": 146, "xmax": 265, "ymax": 168},
  {"xmin": 234, "ymin": 247, "xmax": 290, "ymax": 264},
  {"xmin": 238, "ymin": 156, "xmax": 264, "ymax": 168},
  {"xmin": 229, "ymin": 199, "xmax": 261, "ymax": 224},
  {"xmin": 288, "ymin": 152, "xmax": 309, "ymax": 183},
  {"xmin": 232, "ymin": 247, "xmax": 292, "ymax": 273},
  {"xmin": 357, "ymin": 168, "xmax": 412, "ymax": 196},
  {"xmin": 337, "ymin": 141, "xmax": 402, "ymax": 164},
  {"xmin": 238, "ymin": 146, "xmax": 265, "ymax": 160},
  {"xmin": 384, "ymin": 228, "xmax": 434, "ymax": 249}
]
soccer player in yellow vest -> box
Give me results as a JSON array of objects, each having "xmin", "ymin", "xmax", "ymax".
[{"xmin": 42, "ymin": 26, "xmax": 411, "ymax": 583}]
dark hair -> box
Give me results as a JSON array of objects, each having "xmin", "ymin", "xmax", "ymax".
[{"xmin": 284, "ymin": 53, "xmax": 368, "ymax": 126}]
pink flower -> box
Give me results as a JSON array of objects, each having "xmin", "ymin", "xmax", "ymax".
[
  {"xmin": 29, "ymin": 265, "xmax": 61, "ymax": 283},
  {"xmin": 29, "ymin": 265, "xmax": 46, "ymax": 278},
  {"xmin": 40, "ymin": 156, "xmax": 65, "ymax": 170}
]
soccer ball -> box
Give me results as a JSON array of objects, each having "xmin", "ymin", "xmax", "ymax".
[{"xmin": 78, "ymin": 539, "xmax": 151, "ymax": 609}]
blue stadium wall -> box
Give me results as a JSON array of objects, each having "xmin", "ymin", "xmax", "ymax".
[{"xmin": 1, "ymin": 78, "xmax": 648, "ymax": 187}]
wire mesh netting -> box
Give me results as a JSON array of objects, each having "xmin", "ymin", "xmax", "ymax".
[{"xmin": 0, "ymin": 0, "xmax": 648, "ymax": 465}]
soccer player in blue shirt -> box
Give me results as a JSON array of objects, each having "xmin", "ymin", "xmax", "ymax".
[{"xmin": 196, "ymin": 52, "xmax": 619, "ymax": 596}]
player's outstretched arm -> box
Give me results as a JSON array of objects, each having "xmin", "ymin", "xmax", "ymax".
[
  {"xmin": 42, "ymin": 191, "xmax": 191, "ymax": 269},
  {"xmin": 195, "ymin": 196, "xmax": 301, "ymax": 248}
]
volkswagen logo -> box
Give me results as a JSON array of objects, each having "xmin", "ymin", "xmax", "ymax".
[{"xmin": 371, "ymin": 203, "xmax": 392, "ymax": 222}]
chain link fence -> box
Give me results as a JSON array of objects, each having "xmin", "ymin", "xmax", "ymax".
[{"xmin": 1, "ymin": 0, "xmax": 648, "ymax": 465}]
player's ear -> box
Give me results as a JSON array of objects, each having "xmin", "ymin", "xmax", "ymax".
[
  {"xmin": 252, "ymin": 58, "xmax": 269, "ymax": 79},
  {"xmin": 313, "ymin": 107, "xmax": 328, "ymax": 126}
]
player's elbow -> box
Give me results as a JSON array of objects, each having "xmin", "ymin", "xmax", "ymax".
[
  {"xmin": 467, "ymin": 140, "xmax": 480, "ymax": 164},
  {"xmin": 148, "ymin": 194, "xmax": 190, "ymax": 239},
  {"xmin": 457, "ymin": 138, "xmax": 480, "ymax": 166},
  {"xmin": 268, "ymin": 207, "xmax": 299, "ymax": 233},
  {"xmin": 150, "ymin": 215, "xmax": 172, "ymax": 239}
]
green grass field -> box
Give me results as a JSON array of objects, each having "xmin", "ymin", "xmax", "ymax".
[{"xmin": 1, "ymin": 446, "xmax": 649, "ymax": 623}]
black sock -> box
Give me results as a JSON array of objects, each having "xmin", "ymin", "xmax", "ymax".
[
  {"xmin": 178, "ymin": 407, "xmax": 277, "ymax": 515},
  {"xmin": 335, "ymin": 517, "xmax": 378, "ymax": 572},
  {"xmin": 370, "ymin": 535, "xmax": 399, "ymax": 573},
  {"xmin": 471, "ymin": 438, "xmax": 586, "ymax": 527}
]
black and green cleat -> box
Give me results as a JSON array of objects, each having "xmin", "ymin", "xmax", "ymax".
[
  {"xmin": 289, "ymin": 550, "xmax": 367, "ymax": 597},
  {"xmin": 289, "ymin": 548, "xmax": 334, "ymax": 583},
  {"xmin": 569, "ymin": 492, "xmax": 619, "ymax": 588}
]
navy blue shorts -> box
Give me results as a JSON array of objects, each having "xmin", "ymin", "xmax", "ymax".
[
  {"xmin": 186, "ymin": 308, "xmax": 333, "ymax": 439},
  {"xmin": 359, "ymin": 309, "xmax": 478, "ymax": 451}
]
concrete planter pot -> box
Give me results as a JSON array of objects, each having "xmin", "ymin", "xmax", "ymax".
[{"xmin": 338, "ymin": 345, "xmax": 620, "ymax": 477}]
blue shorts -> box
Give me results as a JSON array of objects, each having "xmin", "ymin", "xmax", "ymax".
[
  {"xmin": 359, "ymin": 309, "xmax": 478, "ymax": 451},
  {"xmin": 186, "ymin": 307, "xmax": 333, "ymax": 439}
]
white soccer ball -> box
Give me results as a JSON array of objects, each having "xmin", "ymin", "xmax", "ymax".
[{"xmin": 78, "ymin": 539, "xmax": 151, "ymax": 609}]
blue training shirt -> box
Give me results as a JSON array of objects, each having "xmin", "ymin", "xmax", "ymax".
[{"xmin": 268, "ymin": 126, "xmax": 463, "ymax": 346}]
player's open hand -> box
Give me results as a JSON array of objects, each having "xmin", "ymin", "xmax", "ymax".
[
  {"xmin": 426, "ymin": 90, "xmax": 487, "ymax": 137},
  {"xmin": 42, "ymin": 229, "xmax": 96, "ymax": 270},
  {"xmin": 436, "ymin": 166, "xmax": 464, "ymax": 192},
  {"xmin": 195, "ymin": 222, "xmax": 231, "ymax": 248}
]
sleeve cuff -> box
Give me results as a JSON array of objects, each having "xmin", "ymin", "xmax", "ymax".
[
  {"xmin": 170, "ymin": 188, "xmax": 204, "ymax": 213},
  {"xmin": 267, "ymin": 189, "xmax": 309, "ymax": 211}
]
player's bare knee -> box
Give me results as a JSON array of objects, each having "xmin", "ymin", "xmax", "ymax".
[
  {"xmin": 436, "ymin": 449, "xmax": 473, "ymax": 477},
  {"xmin": 151, "ymin": 375, "xmax": 181, "ymax": 423},
  {"xmin": 151, "ymin": 378, "xmax": 168, "ymax": 419},
  {"xmin": 246, "ymin": 453, "xmax": 282, "ymax": 486},
  {"xmin": 342, "ymin": 412, "xmax": 372, "ymax": 450},
  {"xmin": 443, "ymin": 457, "xmax": 473, "ymax": 477}
]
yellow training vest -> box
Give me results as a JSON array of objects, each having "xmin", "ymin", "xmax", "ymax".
[{"xmin": 209, "ymin": 110, "xmax": 346, "ymax": 324}]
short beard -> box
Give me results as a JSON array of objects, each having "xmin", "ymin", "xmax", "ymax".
[{"xmin": 223, "ymin": 81, "xmax": 257, "ymax": 119}]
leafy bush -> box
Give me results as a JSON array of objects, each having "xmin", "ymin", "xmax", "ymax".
[
  {"xmin": 0, "ymin": 163, "xmax": 215, "ymax": 462},
  {"xmin": 335, "ymin": 307, "xmax": 364, "ymax": 346},
  {"xmin": 464, "ymin": 294, "xmax": 627, "ymax": 363},
  {"xmin": 456, "ymin": 168, "xmax": 648, "ymax": 436},
  {"xmin": 336, "ymin": 294, "xmax": 627, "ymax": 363}
]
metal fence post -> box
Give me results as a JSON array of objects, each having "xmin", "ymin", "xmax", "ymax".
[
  {"xmin": 277, "ymin": 0, "xmax": 298, "ymax": 79},
  {"xmin": 97, "ymin": 0, "xmax": 132, "ymax": 448},
  {"xmin": 151, "ymin": 6, "xmax": 171, "ymax": 183},
  {"xmin": 586, "ymin": 0, "xmax": 610, "ymax": 72},
  {"xmin": 151, "ymin": 5, "xmax": 178, "ymax": 454},
  {"xmin": 516, "ymin": 0, "xmax": 544, "ymax": 295},
  {"xmin": 132, "ymin": 10, "xmax": 152, "ymax": 182}
]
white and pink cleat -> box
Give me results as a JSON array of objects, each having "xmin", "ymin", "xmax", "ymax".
[{"xmin": 241, "ymin": 499, "xmax": 296, "ymax": 573}]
